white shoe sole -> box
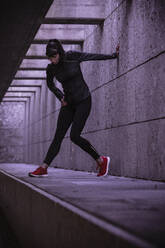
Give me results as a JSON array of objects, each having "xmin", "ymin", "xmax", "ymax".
[{"xmin": 28, "ymin": 173, "xmax": 48, "ymax": 178}]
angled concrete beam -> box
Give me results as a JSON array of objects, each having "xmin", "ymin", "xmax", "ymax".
[
  {"xmin": 64, "ymin": 44, "xmax": 82, "ymax": 51},
  {"xmin": 26, "ymin": 44, "xmax": 81, "ymax": 57},
  {"xmin": 14, "ymin": 77, "xmax": 46, "ymax": 80},
  {"xmin": 24, "ymin": 56, "xmax": 47, "ymax": 60},
  {"xmin": 43, "ymin": 17, "xmax": 104, "ymax": 25},
  {"xmin": 5, "ymin": 92, "xmax": 34, "ymax": 98},
  {"xmin": 20, "ymin": 59, "xmax": 48, "ymax": 69},
  {"xmin": 6, "ymin": 91, "xmax": 36, "ymax": 95},
  {"xmin": 15, "ymin": 70, "xmax": 46, "ymax": 78},
  {"xmin": 26, "ymin": 44, "xmax": 47, "ymax": 57},
  {"xmin": 19, "ymin": 68, "xmax": 45, "ymax": 71},
  {"xmin": 32, "ymin": 39, "xmax": 83, "ymax": 45},
  {"xmin": 11, "ymin": 80, "xmax": 44, "ymax": 87},
  {"xmin": 34, "ymin": 24, "xmax": 85, "ymax": 42},
  {"xmin": 2, "ymin": 97, "xmax": 28, "ymax": 102},
  {"xmin": 45, "ymin": 0, "xmax": 105, "ymax": 19},
  {"xmin": 8, "ymin": 87, "xmax": 39, "ymax": 93}
]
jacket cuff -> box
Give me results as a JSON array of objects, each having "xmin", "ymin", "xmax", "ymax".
[{"xmin": 112, "ymin": 52, "xmax": 118, "ymax": 58}]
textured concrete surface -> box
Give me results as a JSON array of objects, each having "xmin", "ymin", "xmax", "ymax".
[
  {"xmin": 0, "ymin": 163, "xmax": 165, "ymax": 248},
  {"xmin": 35, "ymin": 24, "xmax": 85, "ymax": 41},
  {"xmin": 36, "ymin": 0, "xmax": 165, "ymax": 180},
  {"xmin": 1, "ymin": 0, "xmax": 164, "ymax": 181},
  {"xmin": 0, "ymin": 103, "xmax": 25, "ymax": 163},
  {"xmin": 80, "ymin": 0, "xmax": 165, "ymax": 180},
  {"xmin": 46, "ymin": 0, "xmax": 105, "ymax": 19}
]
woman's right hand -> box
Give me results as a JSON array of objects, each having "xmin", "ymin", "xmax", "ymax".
[
  {"xmin": 116, "ymin": 44, "xmax": 120, "ymax": 56},
  {"xmin": 61, "ymin": 97, "xmax": 68, "ymax": 107}
]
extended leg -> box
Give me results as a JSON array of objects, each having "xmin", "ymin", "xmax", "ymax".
[
  {"xmin": 70, "ymin": 96, "xmax": 100, "ymax": 160},
  {"xmin": 70, "ymin": 97, "xmax": 110, "ymax": 176},
  {"xmin": 43, "ymin": 105, "xmax": 74, "ymax": 166}
]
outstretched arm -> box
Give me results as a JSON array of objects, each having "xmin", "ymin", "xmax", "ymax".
[
  {"xmin": 46, "ymin": 68, "xmax": 64, "ymax": 101},
  {"xmin": 78, "ymin": 51, "xmax": 118, "ymax": 62},
  {"xmin": 67, "ymin": 44, "xmax": 119, "ymax": 62},
  {"xmin": 67, "ymin": 50, "xmax": 118, "ymax": 62}
]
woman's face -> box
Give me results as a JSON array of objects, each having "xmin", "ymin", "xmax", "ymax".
[{"xmin": 48, "ymin": 54, "xmax": 60, "ymax": 64}]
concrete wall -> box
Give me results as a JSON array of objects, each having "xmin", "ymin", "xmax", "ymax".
[
  {"xmin": 26, "ymin": 0, "xmax": 165, "ymax": 181},
  {"xmin": 0, "ymin": 102, "xmax": 25, "ymax": 163}
]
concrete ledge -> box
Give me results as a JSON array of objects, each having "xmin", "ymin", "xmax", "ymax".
[{"xmin": 0, "ymin": 168, "xmax": 156, "ymax": 248}]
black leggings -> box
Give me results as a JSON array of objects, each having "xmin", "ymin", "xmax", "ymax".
[{"xmin": 43, "ymin": 95, "xmax": 100, "ymax": 166}]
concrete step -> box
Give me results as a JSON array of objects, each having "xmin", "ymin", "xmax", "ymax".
[{"xmin": 0, "ymin": 163, "xmax": 165, "ymax": 248}]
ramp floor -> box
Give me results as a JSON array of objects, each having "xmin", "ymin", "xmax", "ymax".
[{"xmin": 0, "ymin": 163, "xmax": 165, "ymax": 248}]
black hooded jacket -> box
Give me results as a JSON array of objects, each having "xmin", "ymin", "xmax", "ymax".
[{"xmin": 46, "ymin": 50, "xmax": 117, "ymax": 105}]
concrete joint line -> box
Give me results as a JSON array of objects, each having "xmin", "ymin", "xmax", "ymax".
[
  {"xmin": 85, "ymin": 0, "xmax": 126, "ymax": 41},
  {"xmin": 0, "ymin": 169, "xmax": 156, "ymax": 248},
  {"xmin": 104, "ymin": 0, "xmax": 126, "ymax": 27},
  {"xmin": 75, "ymin": 115, "xmax": 165, "ymax": 135},
  {"xmin": 92, "ymin": 50, "xmax": 165, "ymax": 94},
  {"xmin": 14, "ymin": 77, "xmax": 46, "ymax": 80}
]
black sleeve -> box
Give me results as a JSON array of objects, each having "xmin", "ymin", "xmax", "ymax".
[
  {"xmin": 66, "ymin": 50, "xmax": 118, "ymax": 62},
  {"xmin": 46, "ymin": 66, "xmax": 64, "ymax": 101}
]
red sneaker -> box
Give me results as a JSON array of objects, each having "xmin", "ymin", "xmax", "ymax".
[
  {"xmin": 28, "ymin": 166, "xmax": 48, "ymax": 177},
  {"xmin": 97, "ymin": 156, "xmax": 110, "ymax": 177}
]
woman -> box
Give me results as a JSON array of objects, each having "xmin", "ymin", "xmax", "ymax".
[{"xmin": 29, "ymin": 39, "xmax": 119, "ymax": 178}]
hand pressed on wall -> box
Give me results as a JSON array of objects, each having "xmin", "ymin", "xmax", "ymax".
[{"xmin": 116, "ymin": 44, "xmax": 120, "ymax": 56}]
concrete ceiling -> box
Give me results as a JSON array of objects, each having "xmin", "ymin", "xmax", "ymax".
[
  {"xmin": 0, "ymin": 0, "xmax": 53, "ymax": 102},
  {"xmin": 0, "ymin": 0, "xmax": 106, "ymax": 103}
]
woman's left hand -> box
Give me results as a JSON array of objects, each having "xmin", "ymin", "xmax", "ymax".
[{"xmin": 61, "ymin": 97, "xmax": 68, "ymax": 107}]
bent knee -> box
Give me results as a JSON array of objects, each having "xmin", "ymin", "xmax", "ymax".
[{"xmin": 70, "ymin": 132, "xmax": 80, "ymax": 144}]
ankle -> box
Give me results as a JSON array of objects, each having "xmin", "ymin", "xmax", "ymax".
[
  {"xmin": 41, "ymin": 163, "xmax": 48, "ymax": 169},
  {"xmin": 96, "ymin": 156, "xmax": 103, "ymax": 166}
]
